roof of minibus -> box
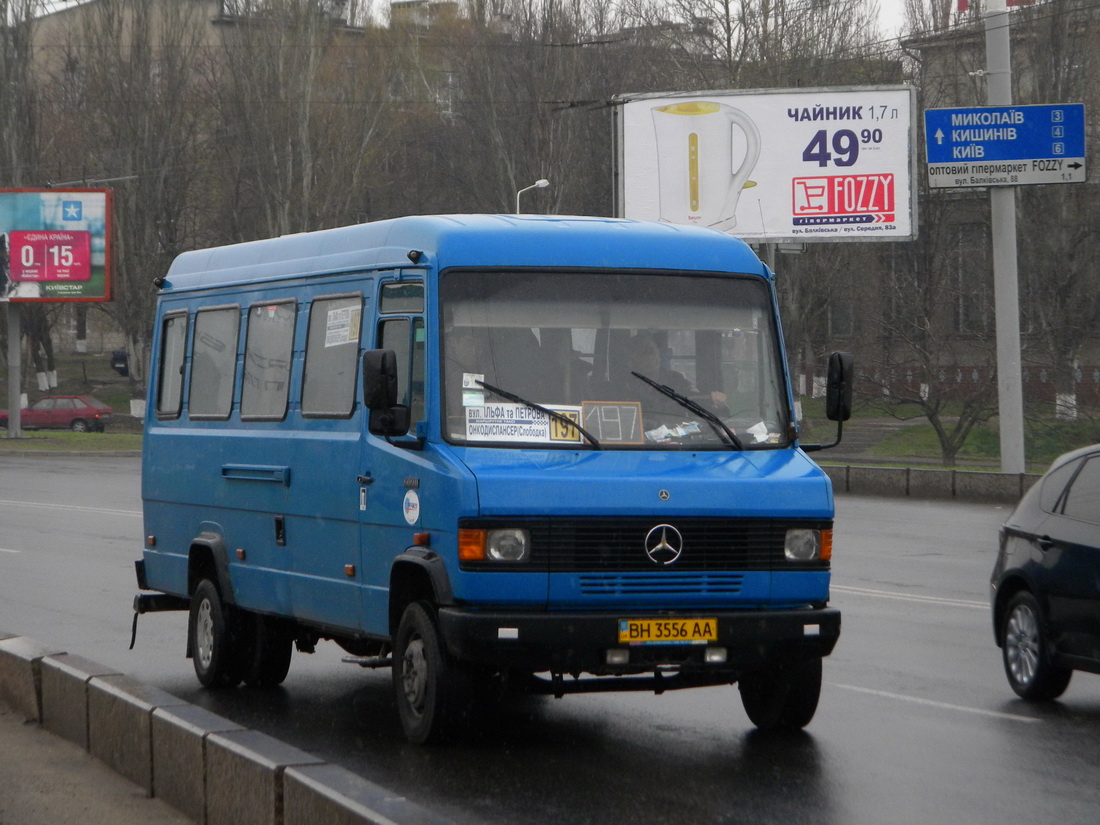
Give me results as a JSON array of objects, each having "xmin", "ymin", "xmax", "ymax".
[{"xmin": 160, "ymin": 214, "xmax": 769, "ymax": 292}]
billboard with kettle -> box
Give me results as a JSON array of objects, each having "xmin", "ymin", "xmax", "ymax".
[{"xmin": 615, "ymin": 86, "xmax": 916, "ymax": 242}]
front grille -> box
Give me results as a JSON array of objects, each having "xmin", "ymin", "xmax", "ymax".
[
  {"xmin": 460, "ymin": 517, "xmax": 831, "ymax": 572},
  {"xmin": 578, "ymin": 573, "xmax": 744, "ymax": 595}
]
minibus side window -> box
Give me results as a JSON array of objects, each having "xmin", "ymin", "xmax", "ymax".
[
  {"xmin": 189, "ymin": 306, "xmax": 240, "ymax": 419},
  {"xmin": 241, "ymin": 301, "xmax": 296, "ymax": 421},
  {"xmin": 155, "ymin": 313, "xmax": 188, "ymax": 419},
  {"xmin": 302, "ymin": 295, "xmax": 362, "ymax": 418},
  {"xmin": 378, "ymin": 317, "xmax": 425, "ymax": 431}
]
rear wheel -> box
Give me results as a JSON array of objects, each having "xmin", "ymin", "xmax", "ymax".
[
  {"xmin": 189, "ymin": 579, "xmax": 245, "ymax": 688},
  {"xmin": 393, "ymin": 601, "xmax": 461, "ymax": 744},
  {"xmin": 70, "ymin": 419, "xmax": 89, "ymax": 432},
  {"xmin": 242, "ymin": 614, "xmax": 294, "ymax": 688},
  {"xmin": 1002, "ymin": 591, "xmax": 1072, "ymax": 700},
  {"xmin": 739, "ymin": 657, "xmax": 822, "ymax": 731}
]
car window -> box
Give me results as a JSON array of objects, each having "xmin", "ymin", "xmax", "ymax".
[
  {"xmin": 1062, "ymin": 455, "xmax": 1100, "ymax": 525},
  {"xmin": 54, "ymin": 398, "xmax": 74, "ymax": 410},
  {"xmin": 1039, "ymin": 458, "xmax": 1082, "ymax": 513},
  {"xmin": 72, "ymin": 398, "xmax": 89, "ymax": 409},
  {"xmin": 32, "ymin": 399, "xmax": 54, "ymax": 411}
]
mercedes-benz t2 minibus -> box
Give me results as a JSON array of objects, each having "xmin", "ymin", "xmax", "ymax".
[{"xmin": 133, "ymin": 214, "xmax": 852, "ymax": 743}]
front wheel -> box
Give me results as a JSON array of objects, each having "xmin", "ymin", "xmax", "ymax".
[
  {"xmin": 1001, "ymin": 591, "xmax": 1072, "ymax": 700},
  {"xmin": 393, "ymin": 601, "xmax": 460, "ymax": 744},
  {"xmin": 739, "ymin": 657, "xmax": 822, "ymax": 731},
  {"xmin": 189, "ymin": 579, "xmax": 245, "ymax": 688}
]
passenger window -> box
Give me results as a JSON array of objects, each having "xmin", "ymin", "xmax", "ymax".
[
  {"xmin": 1062, "ymin": 456, "xmax": 1100, "ymax": 525},
  {"xmin": 378, "ymin": 316, "xmax": 425, "ymax": 431},
  {"xmin": 380, "ymin": 282, "xmax": 424, "ymax": 314},
  {"xmin": 302, "ymin": 295, "xmax": 362, "ymax": 418},
  {"xmin": 155, "ymin": 313, "xmax": 188, "ymax": 418},
  {"xmin": 1040, "ymin": 459, "xmax": 1082, "ymax": 514},
  {"xmin": 189, "ymin": 307, "xmax": 239, "ymax": 419},
  {"xmin": 241, "ymin": 302, "xmax": 296, "ymax": 420}
]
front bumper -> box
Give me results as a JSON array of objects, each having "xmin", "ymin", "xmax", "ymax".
[{"xmin": 438, "ymin": 606, "xmax": 840, "ymax": 676}]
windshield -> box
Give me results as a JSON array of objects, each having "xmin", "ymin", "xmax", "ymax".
[{"xmin": 440, "ymin": 270, "xmax": 790, "ymax": 450}]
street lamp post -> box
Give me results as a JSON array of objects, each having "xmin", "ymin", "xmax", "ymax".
[{"xmin": 515, "ymin": 179, "xmax": 549, "ymax": 214}]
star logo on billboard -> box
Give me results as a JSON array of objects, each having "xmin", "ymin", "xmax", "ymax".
[{"xmin": 62, "ymin": 201, "xmax": 83, "ymax": 221}]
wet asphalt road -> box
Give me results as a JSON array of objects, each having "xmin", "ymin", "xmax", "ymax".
[{"xmin": 2, "ymin": 455, "xmax": 1099, "ymax": 824}]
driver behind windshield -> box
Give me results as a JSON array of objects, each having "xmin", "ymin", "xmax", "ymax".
[{"xmin": 628, "ymin": 333, "xmax": 728, "ymax": 413}]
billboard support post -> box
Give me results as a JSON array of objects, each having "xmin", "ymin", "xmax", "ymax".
[{"xmin": 5, "ymin": 302, "xmax": 21, "ymax": 438}]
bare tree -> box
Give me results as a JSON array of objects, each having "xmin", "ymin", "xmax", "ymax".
[
  {"xmin": 205, "ymin": 0, "xmax": 391, "ymax": 240},
  {"xmin": 1014, "ymin": 0, "xmax": 1100, "ymax": 418},
  {"xmin": 861, "ymin": 194, "xmax": 999, "ymax": 465},
  {"xmin": 37, "ymin": 0, "xmax": 212, "ymax": 392},
  {"xmin": 617, "ymin": 0, "xmax": 885, "ymax": 88}
]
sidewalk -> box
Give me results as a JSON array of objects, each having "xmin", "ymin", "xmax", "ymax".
[{"xmin": 0, "ymin": 701, "xmax": 192, "ymax": 825}]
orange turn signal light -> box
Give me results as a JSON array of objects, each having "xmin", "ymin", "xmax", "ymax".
[
  {"xmin": 820, "ymin": 529, "xmax": 833, "ymax": 562},
  {"xmin": 458, "ymin": 529, "xmax": 487, "ymax": 561}
]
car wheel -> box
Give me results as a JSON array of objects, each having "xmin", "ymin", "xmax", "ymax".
[
  {"xmin": 189, "ymin": 579, "xmax": 245, "ymax": 688},
  {"xmin": 242, "ymin": 614, "xmax": 294, "ymax": 688},
  {"xmin": 70, "ymin": 419, "xmax": 89, "ymax": 432},
  {"xmin": 1002, "ymin": 591, "xmax": 1072, "ymax": 700},
  {"xmin": 739, "ymin": 657, "xmax": 822, "ymax": 731},
  {"xmin": 393, "ymin": 601, "xmax": 460, "ymax": 744}
]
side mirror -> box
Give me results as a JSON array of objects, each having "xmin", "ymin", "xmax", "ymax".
[
  {"xmin": 802, "ymin": 351, "xmax": 854, "ymax": 453},
  {"xmin": 362, "ymin": 349, "xmax": 410, "ymax": 436},
  {"xmin": 825, "ymin": 351, "xmax": 854, "ymax": 422}
]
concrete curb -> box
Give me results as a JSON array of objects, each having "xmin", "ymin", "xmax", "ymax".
[
  {"xmin": 0, "ymin": 632, "xmax": 451, "ymax": 825},
  {"xmin": 822, "ymin": 464, "xmax": 1041, "ymax": 504}
]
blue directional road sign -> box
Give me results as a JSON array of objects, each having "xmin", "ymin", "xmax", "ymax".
[{"xmin": 924, "ymin": 103, "xmax": 1086, "ymax": 188}]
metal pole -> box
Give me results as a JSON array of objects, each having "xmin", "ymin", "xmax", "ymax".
[
  {"xmin": 5, "ymin": 302, "xmax": 22, "ymax": 438},
  {"xmin": 515, "ymin": 179, "xmax": 549, "ymax": 214},
  {"xmin": 985, "ymin": 2, "xmax": 1026, "ymax": 474}
]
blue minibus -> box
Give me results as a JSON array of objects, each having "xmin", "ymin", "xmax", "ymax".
[{"xmin": 133, "ymin": 214, "xmax": 852, "ymax": 743}]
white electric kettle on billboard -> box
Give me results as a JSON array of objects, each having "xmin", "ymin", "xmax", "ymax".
[{"xmin": 651, "ymin": 101, "xmax": 761, "ymax": 231}]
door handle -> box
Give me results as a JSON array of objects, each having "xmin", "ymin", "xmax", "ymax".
[
  {"xmin": 1035, "ymin": 535, "xmax": 1055, "ymax": 551},
  {"xmin": 356, "ymin": 474, "xmax": 374, "ymax": 485}
]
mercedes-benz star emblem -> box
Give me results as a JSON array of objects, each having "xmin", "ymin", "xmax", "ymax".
[{"xmin": 644, "ymin": 524, "xmax": 683, "ymax": 566}]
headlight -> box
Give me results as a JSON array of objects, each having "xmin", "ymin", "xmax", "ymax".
[
  {"xmin": 487, "ymin": 528, "xmax": 530, "ymax": 562},
  {"xmin": 458, "ymin": 528, "xmax": 531, "ymax": 563},
  {"xmin": 785, "ymin": 529, "xmax": 822, "ymax": 561}
]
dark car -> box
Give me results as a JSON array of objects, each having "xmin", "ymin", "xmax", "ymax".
[
  {"xmin": 0, "ymin": 395, "xmax": 113, "ymax": 432},
  {"xmin": 991, "ymin": 444, "xmax": 1100, "ymax": 700}
]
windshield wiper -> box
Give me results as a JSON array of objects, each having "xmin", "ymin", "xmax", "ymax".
[
  {"xmin": 630, "ymin": 371, "xmax": 743, "ymax": 450},
  {"xmin": 476, "ymin": 380, "xmax": 602, "ymax": 450}
]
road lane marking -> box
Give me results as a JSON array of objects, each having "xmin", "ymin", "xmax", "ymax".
[
  {"xmin": 831, "ymin": 682, "xmax": 1040, "ymax": 724},
  {"xmin": 0, "ymin": 547, "xmax": 20, "ymax": 554},
  {"xmin": 0, "ymin": 499, "xmax": 141, "ymax": 519},
  {"xmin": 833, "ymin": 584, "xmax": 986, "ymax": 610}
]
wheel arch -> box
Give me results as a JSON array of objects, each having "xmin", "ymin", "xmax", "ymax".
[
  {"xmin": 389, "ymin": 548, "xmax": 453, "ymax": 637},
  {"xmin": 187, "ymin": 532, "xmax": 235, "ymax": 603}
]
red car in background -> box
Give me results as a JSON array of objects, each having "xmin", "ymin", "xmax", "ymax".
[{"xmin": 0, "ymin": 395, "xmax": 113, "ymax": 432}]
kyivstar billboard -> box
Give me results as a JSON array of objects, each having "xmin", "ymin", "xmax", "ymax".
[{"xmin": 0, "ymin": 189, "xmax": 111, "ymax": 302}]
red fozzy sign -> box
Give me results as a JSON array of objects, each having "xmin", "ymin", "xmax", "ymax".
[{"xmin": 791, "ymin": 174, "xmax": 896, "ymax": 225}]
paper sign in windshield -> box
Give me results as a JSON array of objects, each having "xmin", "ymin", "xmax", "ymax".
[{"xmin": 465, "ymin": 403, "xmax": 582, "ymax": 443}]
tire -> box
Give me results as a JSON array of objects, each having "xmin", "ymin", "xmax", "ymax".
[
  {"xmin": 393, "ymin": 601, "xmax": 460, "ymax": 744},
  {"xmin": 242, "ymin": 614, "xmax": 294, "ymax": 688},
  {"xmin": 739, "ymin": 657, "xmax": 822, "ymax": 731},
  {"xmin": 1001, "ymin": 591, "xmax": 1072, "ymax": 701},
  {"xmin": 189, "ymin": 579, "xmax": 246, "ymax": 688},
  {"xmin": 70, "ymin": 419, "xmax": 89, "ymax": 432}
]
